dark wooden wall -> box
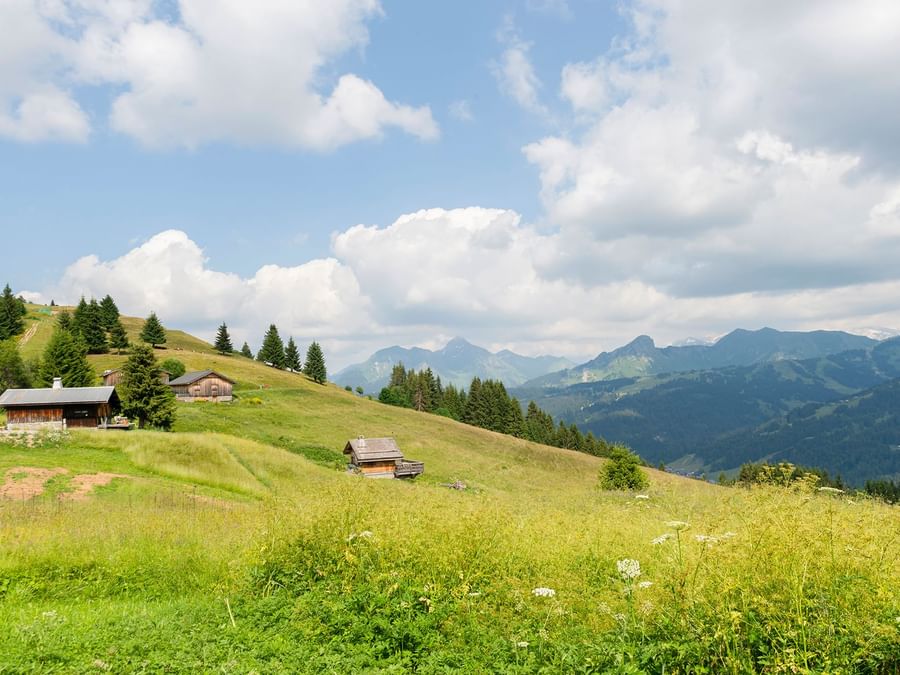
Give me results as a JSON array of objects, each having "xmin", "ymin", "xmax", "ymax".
[{"xmin": 172, "ymin": 375, "xmax": 233, "ymax": 400}]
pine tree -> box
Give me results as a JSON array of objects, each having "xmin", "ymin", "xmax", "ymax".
[
  {"xmin": 303, "ymin": 341, "xmax": 327, "ymax": 384},
  {"xmin": 284, "ymin": 337, "xmax": 302, "ymax": 371},
  {"xmin": 71, "ymin": 297, "xmax": 89, "ymax": 338},
  {"xmin": 109, "ymin": 320, "xmax": 130, "ymax": 354},
  {"xmin": 0, "ymin": 284, "xmax": 25, "ymax": 340},
  {"xmin": 120, "ymin": 344, "xmax": 176, "ymax": 430},
  {"xmin": 140, "ymin": 312, "xmax": 167, "ymax": 348},
  {"xmin": 40, "ymin": 330, "xmax": 95, "ymax": 388},
  {"xmin": 0, "ymin": 340, "xmax": 30, "ymax": 394},
  {"xmin": 257, "ymin": 324, "xmax": 285, "ymax": 368},
  {"xmin": 80, "ymin": 299, "xmax": 108, "ymax": 354},
  {"xmin": 240, "ymin": 342, "xmax": 253, "ymax": 359},
  {"xmin": 99, "ymin": 295, "xmax": 120, "ymax": 331},
  {"xmin": 214, "ymin": 322, "xmax": 233, "ymax": 355}
]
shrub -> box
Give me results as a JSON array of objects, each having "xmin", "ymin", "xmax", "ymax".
[
  {"xmin": 599, "ymin": 445, "xmax": 648, "ymax": 490},
  {"xmin": 159, "ymin": 358, "xmax": 186, "ymax": 379}
]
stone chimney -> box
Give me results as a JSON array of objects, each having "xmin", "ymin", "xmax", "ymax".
[{"xmin": 52, "ymin": 377, "xmax": 63, "ymax": 390}]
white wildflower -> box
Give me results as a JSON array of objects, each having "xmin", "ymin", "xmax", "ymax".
[
  {"xmin": 467, "ymin": 591, "xmax": 481, "ymax": 597},
  {"xmin": 694, "ymin": 535, "xmax": 718, "ymax": 544},
  {"xmin": 721, "ymin": 532, "xmax": 737, "ymax": 539},
  {"xmin": 666, "ymin": 521, "xmax": 690, "ymax": 530},
  {"xmin": 817, "ymin": 487, "xmax": 844, "ymax": 494},
  {"xmin": 516, "ymin": 641, "xmax": 529, "ymax": 648},
  {"xmin": 635, "ymin": 494, "xmax": 650, "ymax": 500},
  {"xmin": 616, "ymin": 558, "xmax": 641, "ymax": 580},
  {"xmin": 613, "ymin": 613, "xmax": 626, "ymax": 623},
  {"xmin": 651, "ymin": 533, "xmax": 673, "ymax": 545},
  {"xmin": 531, "ymin": 587, "xmax": 556, "ymax": 598},
  {"xmin": 346, "ymin": 530, "xmax": 373, "ymax": 543},
  {"xmin": 637, "ymin": 581, "xmax": 653, "ymax": 589}
]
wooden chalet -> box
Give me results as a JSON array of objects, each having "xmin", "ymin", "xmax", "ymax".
[
  {"xmin": 0, "ymin": 379, "xmax": 121, "ymax": 431},
  {"xmin": 102, "ymin": 369, "xmax": 170, "ymax": 387},
  {"xmin": 168, "ymin": 370, "xmax": 234, "ymax": 402},
  {"xmin": 343, "ymin": 436, "xmax": 425, "ymax": 479}
]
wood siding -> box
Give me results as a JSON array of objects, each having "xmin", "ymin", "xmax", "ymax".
[
  {"xmin": 171, "ymin": 374, "xmax": 233, "ymax": 402},
  {"xmin": 7, "ymin": 408, "xmax": 63, "ymax": 424},
  {"xmin": 104, "ymin": 371, "xmax": 169, "ymax": 387},
  {"xmin": 359, "ymin": 461, "xmax": 398, "ymax": 476},
  {"xmin": 6, "ymin": 403, "xmax": 113, "ymax": 430}
]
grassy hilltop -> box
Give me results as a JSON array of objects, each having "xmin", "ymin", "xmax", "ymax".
[{"xmin": 1, "ymin": 309, "xmax": 898, "ymax": 672}]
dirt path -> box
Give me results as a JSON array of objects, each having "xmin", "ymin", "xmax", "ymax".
[
  {"xmin": 17, "ymin": 322, "xmax": 39, "ymax": 347},
  {"xmin": 59, "ymin": 473, "xmax": 127, "ymax": 501},
  {"xmin": 0, "ymin": 467, "xmax": 67, "ymax": 500}
]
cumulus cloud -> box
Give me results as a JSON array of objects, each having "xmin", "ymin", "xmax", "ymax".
[
  {"xmin": 524, "ymin": 0, "xmax": 900, "ymax": 299},
  {"xmin": 0, "ymin": 0, "xmax": 438, "ymax": 149}
]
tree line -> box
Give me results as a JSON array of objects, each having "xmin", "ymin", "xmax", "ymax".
[
  {"xmin": 249, "ymin": 323, "xmax": 327, "ymax": 384},
  {"xmin": 0, "ymin": 284, "xmax": 27, "ymax": 341},
  {"xmin": 377, "ymin": 363, "xmax": 614, "ymax": 457}
]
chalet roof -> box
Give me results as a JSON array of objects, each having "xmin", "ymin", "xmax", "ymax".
[
  {"xmin": 168, "ymin": 370, "xmax": 235, "ymax": 386},
  {"xmin": 0, "ymin": 386, "xmax": 119, "ymax": 408},
  {"xmin": 343, "ymin": 437, "xmax": 404, "ymax": 462}
]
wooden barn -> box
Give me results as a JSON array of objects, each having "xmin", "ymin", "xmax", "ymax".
[
  {"xmin": 168, "ymin": 370, "xmax": 234, "ymax": 402},
  {"xmin": 0, "ymin": 379, "xmax": 120, "ymax": 431},
  {"xmin": 102, "ymin": 368, "xmax": 170, "ymax": 387},
  {"xmin": 343, "ymin": 436, "xmax": 425, "ymax": 479}
]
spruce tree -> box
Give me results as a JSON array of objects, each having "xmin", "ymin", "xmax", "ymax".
[
  {"xmin": 257, "ymin": 324, "xmax": 285, "ymax": 368},
  {"xmin": 71, "ymin": 297, "xmax": 89, "ymax": 338},
  {"xmin": 214, "ymin": 322, "xmax": 233, "ymax": 355},
  {"xmin": 284, "ymin": 337, "xmax": 302, "ymax": 371},
  {"xmin": 303, "ymin": 341, "xmax": 327, "ymax": 384},
  {"xmin": 140, "ymin": 312, "xmax": 167, "ymax": 348},
  {"xmin": 0, "ymin": 284, "xmax": 25, "ymax": 340},
  {"xmin": 40, "ymin": 330, "xmax": 94, "ymax": 387},
  {"xmin": 120, "ymin": 344, "xmax": 176, "ymax": 430},
  {"xmin": 80, "ymin": 299, "xmax": 108, "ymax": 354},
  {"xmin": 0, "ymin": 340, "xmax": 30, "ymax": 394},
  {"xmin": 99, "ymin": 295, "xmax": 120, "ymax": 331},
  {"xmin": 56, "ymin": 311, "xmax": 72, "ymax": 332},
  {"xmin": 109, "ymin": 320, "xmax": 130, "ymax": 354},
  {"xmin": 240, "ymin": 342, "xmax": 253, "ymax": 359}
]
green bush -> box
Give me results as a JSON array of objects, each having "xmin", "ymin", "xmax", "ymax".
[
  {"xmin": 599, "ymin": 444, "xmax": 648, "ymax": 490},
  {"xmin": 159, "ymin": 358, "xmax": 186, "ymax": 379}
]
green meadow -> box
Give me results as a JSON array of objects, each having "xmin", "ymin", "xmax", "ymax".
[{"xmin": 1, "ymin": 314, "xmax": 898, "ymax": 672}]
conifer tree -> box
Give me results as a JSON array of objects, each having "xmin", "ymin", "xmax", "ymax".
[
  {"xmin": 257, "ymin": 324, "xmax": 286, "ymax": 367},
  {"xmin": 240, "ymin": 342, "xmax": 253, "ymax": 359},
  {"xmin": 39, "ymin": 330, "xmax": 94, "ymax": 388},
  {"xmin": 284, "ymin": 337, "xmax": 302, "ymax": 371},
  {"xmin": 214, "ymin": 322, "xmax": 233, "ymax": 355},
  {"xmin": 71, "ymin": 297, "xmax": 89, "ymax": 338},
  {"xmin": 80, "ymin": 299, "xmax": 108, "ymax": 354},
  {"xmin": 0, "ymin": 340, "xmax": 30, "ymax": 394},
  {"xmin": 120, "ymin": 344, "xmax": 176, "ymax": 430},
  {"xmin": 0, "ymin": 284, "xmax": 25, "ymax": 340},
  {"xmin": 140, "ymin": 312, "xmax": 167, "ymax": 348},
  {"xmin": 99, "ymin": 295, "xmax": 120, "ymax": 331},
  {"xmin": 56, "ymin": 311, "xmax": 72, "ymax": 332},
  {"xmin": 109, "ymin": 320, "xmax": 130, "ymax": 354},
  {"xmin": 303, "ymin": 341, "xmax": 327, "ymax": 384}
]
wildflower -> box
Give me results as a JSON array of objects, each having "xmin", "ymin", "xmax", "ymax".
[
  {"xmin": 346, "ymin": 530, "xmax": 373, "ymax": 542},
  {"xmin": 635, "ymin": 494, "xmax": 650, "ymax": 500},
  {"xmin": 467, "ymin": 591, "xmax": 481, "ymax": 597},
  {"xmin": 613, "ymin": 613, "xmax": 626, "ymax": 623},
  {"xmin": 616, "ymin": 558, "xmax": 641, "ymax": 580},
  {"xmin": 694, "ymin": 534, "xmax": 718, "ymax": 544},
  {"xmin": 637, "ymin": 581, "xmax": 653, "ymax": 589},
  {"xmin": 516, "ymin": 641, "xmax": 529, "ymax": 648},
  {"xmin": 531, "ymin": 587, "xmax": 556, "ymax": 598},
  {"xmin": 721, "ymin": 532, "xmax": 737, "ymax": 539},
  {"xmin": 651, "ymin": 533, "xmax": 673, "ymax": 545},
  {"xmin": 817, "ymin": 486, "xmax": 844, "ymax": 494},
  {"xmin": 666, "ymin": 521, "xmax": 690, "ymax": 530}
]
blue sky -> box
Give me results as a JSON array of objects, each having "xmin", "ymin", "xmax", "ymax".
[{"xmin": 3, "ymin": 1, "xmax": 900, "ymax": 368}]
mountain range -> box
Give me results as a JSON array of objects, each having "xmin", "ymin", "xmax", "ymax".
[
  {"xmin": 513, "ymin": 331, "xmax": 900, "ymax": 485},
  {"xmin": 523, "ymin": 328, "xmax": 877, "ymax": 388},
  {"xmin": 333, "ymin": 337, "xmax": 574, "ymax": 392}
]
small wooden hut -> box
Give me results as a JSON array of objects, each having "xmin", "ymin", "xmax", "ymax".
[
  {"xmin": 168, "ymin": 370, "xmax": 234, "ymax": 402},
  {"xmin": 102, "ymin": 369, "xmax": 170, "ymax": 387},
  {"xmin": 0, "ymin": 379, "xmax": 120, "ymax": 431},
  {"xmin": 343, "ymin": 436, "xmax": 424, "ymax": 479}
]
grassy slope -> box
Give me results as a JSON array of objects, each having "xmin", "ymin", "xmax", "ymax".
[{"xmin": 1, "ymin": 310, "xmax": 898, "ymax": 672}]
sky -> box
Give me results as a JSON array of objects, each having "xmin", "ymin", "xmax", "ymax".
[{"xmin": 3, "ymin": 0, "xmax": 900, "ymax": 370}]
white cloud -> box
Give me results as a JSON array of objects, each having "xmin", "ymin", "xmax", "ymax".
[
  {"xmin": 0, "ymin": 0, "xmax": 438, "ymax": 149},
  {"xmin": 492, "ymin": 18, "xmax": 547, "ymax": 116},
  {"xmin": 448, "ymin": 100, "xmax": 474, "ymax": 122}
]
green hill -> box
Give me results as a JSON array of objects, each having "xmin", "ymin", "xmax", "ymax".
[{"xmin": 0, "ymin": 312, "xmax": 898, "ymax": 671}]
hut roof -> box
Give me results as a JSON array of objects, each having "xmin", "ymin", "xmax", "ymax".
[
  {"xmin": 0, "ymin": 386, "xmax": 119, "ymax": 408},
  {"xmin": 343, "ymin": 437, "xmax": 403, "ymax": 462},
  {"xmin": 168, "ymin": 370, "xmax": 235, "ymax": 386}
]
